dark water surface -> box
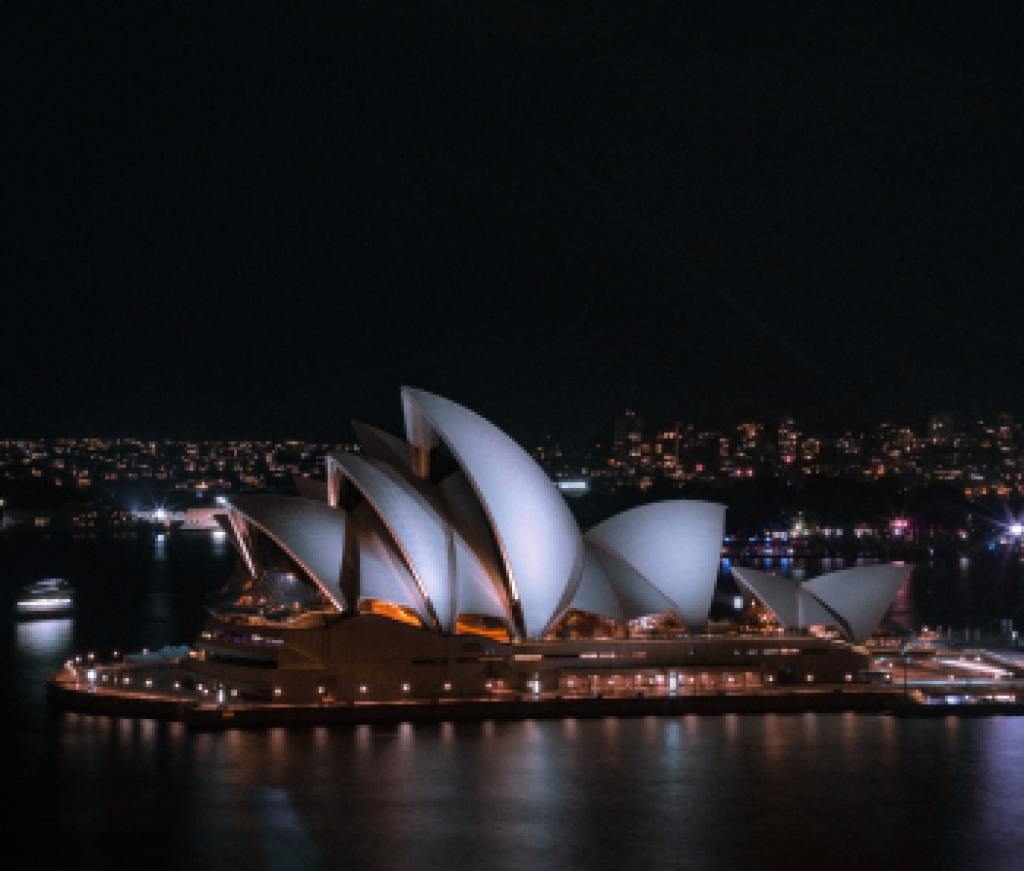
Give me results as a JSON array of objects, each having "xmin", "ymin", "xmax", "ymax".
[{"xmin": 3, "ymin": 534, "xmax": 1024, "ymax": 870}]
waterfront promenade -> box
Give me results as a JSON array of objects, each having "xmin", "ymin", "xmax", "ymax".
[{"xmin": 47, "ymin": 662, "xmax": 1024, "ymax": 730}]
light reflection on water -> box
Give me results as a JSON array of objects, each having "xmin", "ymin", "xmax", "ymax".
[
  {"xmin": 6, "ymin": 711, "xmax": 1024, "ymax": 868},
  {"xmin": 976, "ymin": 718, "xmax": 1024, "ymax": 862},
  {"xmin": 15, "ymin": 617, "xmax": 73, "ymax": 658},
  {"xmin": 3, "ymin": 538, "xmax": 1024, "ymax": 867}
]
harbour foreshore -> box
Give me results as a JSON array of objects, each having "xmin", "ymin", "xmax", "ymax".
[{"xmin": 52, "ymin": 669, "xmax": 1023, "ymax": 731}]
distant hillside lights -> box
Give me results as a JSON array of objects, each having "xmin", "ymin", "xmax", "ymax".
[
  {"xmin": 566, "ymin": 409, "xmax": 1023, "ymax": 496},
  {"xmin": 2, "ymin": 411, "xmax": 1022, "ymax": 537}
]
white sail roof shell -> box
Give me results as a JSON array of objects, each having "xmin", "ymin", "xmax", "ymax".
[
  {"xmin": 351, "ymin": 422, "xmax": 413, "ymax": 473},
  {"xmin": 731, "ymin": 564, "xmax": 909, "ymax": 643},
  {"xmin": 228, "ymin": 495, "xmax": 347, "ymax": 611},
  {"xmin": 567, "ymin": 546, "xmax": 627, "ymax": 623},
  {"xmin": 587, "ymin": 544, "xmax": 677, "ymax": 619},
  {"xmin": 452, "ymin": 534, "xmax": 509, "ymax": 621},
  {"xmin": 328, "ymin": 452, "xmax": 453, "ymax": 630},
  {"xmin": 402, "ymin": 387, "xmax": 583, "ymax": 638},
  {"xmin": 731, "ymin": 566, "xmax": 834, "ymax": 629},
  {"xmin": 438, "ymin": 472, "xmax": 515, "ymax": 625},
  {"xmin": 586, "ymin": 501, "xmax": 725, "ymax": 628},
  {"xmin": 355, "ymin": 519, "xmax": 432, "ymax": 624},
  {"xmin": 802, "ymin": 564, "xmax": 910, "ymax": 643}
]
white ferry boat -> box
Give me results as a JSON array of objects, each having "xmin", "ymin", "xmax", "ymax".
[{"xmin": 16, "ymin": 578, "xmax": 75, "ymax": 618}]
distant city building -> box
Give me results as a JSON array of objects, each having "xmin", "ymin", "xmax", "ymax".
[
  {"xmin": 928, "ymin": 412, "xmax": 955, "ymax": 445},
  {"xmin": 2, "ymin": 404, "xmax": 1023, "ymax": 534},
  {"xmin": 612, "ymin": 410, "xmax": 644, "ymax": 481}
]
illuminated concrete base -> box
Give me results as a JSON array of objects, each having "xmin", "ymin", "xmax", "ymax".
[
  {"xmin": 177, "ymin": 613, "xmax": 874, "ymax": 704},
  {"xmin": 47, "ymin": 612, "xmax": 889, "ymax": 721},
  {"xmin": 49, "ymin": 616, "xmax": 1024, "ymax": 727},
  {"xmin": 47, "ymin": 672, "xmax": 914, "ymax": 730}
]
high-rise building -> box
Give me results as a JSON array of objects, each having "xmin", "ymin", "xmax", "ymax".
[
  {"xmin": 928, "ymin": 413, "xmax": 954, "ymax": 445},
  {"xmin": 777, "ymin": 415, "xmax": 800, "ymax": 465},
  {"xmin": 613, "ymin": 410, "xmax": 644, "ymax": 480}
]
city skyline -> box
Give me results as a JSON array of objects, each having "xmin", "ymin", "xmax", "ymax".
[
  {"xmin": 7, "ymin": 4, "xmax": 1024, "ymax": 866},
  {"xmin": 4, "ymin": 402, "xmax": 1023, "ymax": 541}
]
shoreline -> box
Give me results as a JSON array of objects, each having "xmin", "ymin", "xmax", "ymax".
[{"xmin": 48, "ymin": 676, "xmax": 1024, "ymax": 730}]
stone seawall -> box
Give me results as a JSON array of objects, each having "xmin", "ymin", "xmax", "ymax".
[{"xmin": 49, "ymin": 676, "xmax": 916, "ymax": 729}]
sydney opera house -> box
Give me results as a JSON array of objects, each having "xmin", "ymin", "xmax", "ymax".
[{"xmin": 174, "ymin": 388, "xmax": 910, "ymax": 705}]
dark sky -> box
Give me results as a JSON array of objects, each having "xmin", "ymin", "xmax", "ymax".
[{"xmin": 6, "ymin": 2, "xmax": 1023, "ymax": 443}]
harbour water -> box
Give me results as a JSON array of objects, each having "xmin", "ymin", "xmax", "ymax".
[{"xmin": 4, "ymin": 533, "xmax": 1024, "ymax": 869}]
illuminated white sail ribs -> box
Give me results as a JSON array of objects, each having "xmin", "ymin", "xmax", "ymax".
[
  {"xmin": 564, "ymin": 546, "xmax": 626, "ymax": 624},
  {"xmin": 401, "ymin": 387, "xmax": 583, "ymax": 639},
  {"xmin": 355, "ymin": 516, "xmax": 432, "ymax": 623},
  {"xmin": 581, "ymin": 543, "xmax": 677, "ymax": 620},
  {"xmin": 732, "ymin": 565, "xmax": 910, "ymax": 643},
  {"xmin": 351, "ymin": 421, "xmax": 414, "ymax": 474},
  {"xmin": 228, "ymin": 495, "xmax": 347, "ymax": 611},
  {"xmin": 731, "ymin": 567, "xmax": 834, "ymax": 631},
  {"xmin": 452, "ymin": 531, "xmax": 509, "ymax": 622},
  {"xmin": 226, "ymin": 511, "xmax": 257, "ymax": 579},
  {"xmin": 585, "ymin": 501, "xmax": 726, "ymax": 629},
  {"xmin": 327, "ymin": 452, "xmax": 452, "ymax": 630},
  {"xmin": 802, "ymin": 565, "xmax": 910, "ymax": 644}
]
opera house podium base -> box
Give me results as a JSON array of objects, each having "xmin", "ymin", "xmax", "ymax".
[
  {"xmin": 48, "ymin": 668, "xmax": 913, "ymax": 731},
  {"xmin": 48, "ymin": 614, "xmax": 927, "ymax": 728}
]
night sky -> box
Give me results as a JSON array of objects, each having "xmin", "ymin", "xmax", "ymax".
[{"xmin": 6, "ymin": 3, "xmax": 1023, "ymax": 443}]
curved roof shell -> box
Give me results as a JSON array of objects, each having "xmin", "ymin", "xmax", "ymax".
[
  {"xmin": 328, "ymin": 452, "xmax": 454, "ymax": 630},
  {"xmin": 452, "ymin": 533, "xmax": 510, "ymax": 621},
  {"xmin": 353, "ymin": 509, "xmax": 433, "ymax": 624},
  {"xmin": 228, "ymin": 495, "xmax": 347, "ymax": 611},
  {"xmin": 566, "ymin": 545, "xmax": 627, "ymax": 623},
  {"xmin": 438, "ymin": 471, "xmax": 516, "ymax": 625},
  {"xmin": 730, "ymin": 566, "xmax": 834, "ymax": 629},
  {"xmin": 586, "ymin": 501, "xmax": 725, "ymax": 628},
  {"xmin": 351, "ymin": 422, "xmax": 414, "ymax": 474},
  {"xmin": 585, "ymin": 543, "xmax": 677, "ymax": 620},
  {"xmin": 731, "ymin": 564, "xmax": 909, "ymax": 643},
  {"xmin": 802, "ymin": 564, "xmax": 910, "ymax": 643},
  {"xmin": 401, "ymin": 387, "xmax": 583, "ymax": 638}
]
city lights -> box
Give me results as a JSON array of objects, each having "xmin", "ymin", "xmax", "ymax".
[
  {"xmin": 11, "ymin": 11, "xmax": 1024, "ymax": 868},
  {"xmin": 29, "ymin": 395, "xmax": 1024, "ymax": 765},
  {"xmin": 4, "ymin": 410, "xmax": 1023, "ymax": 539}
]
